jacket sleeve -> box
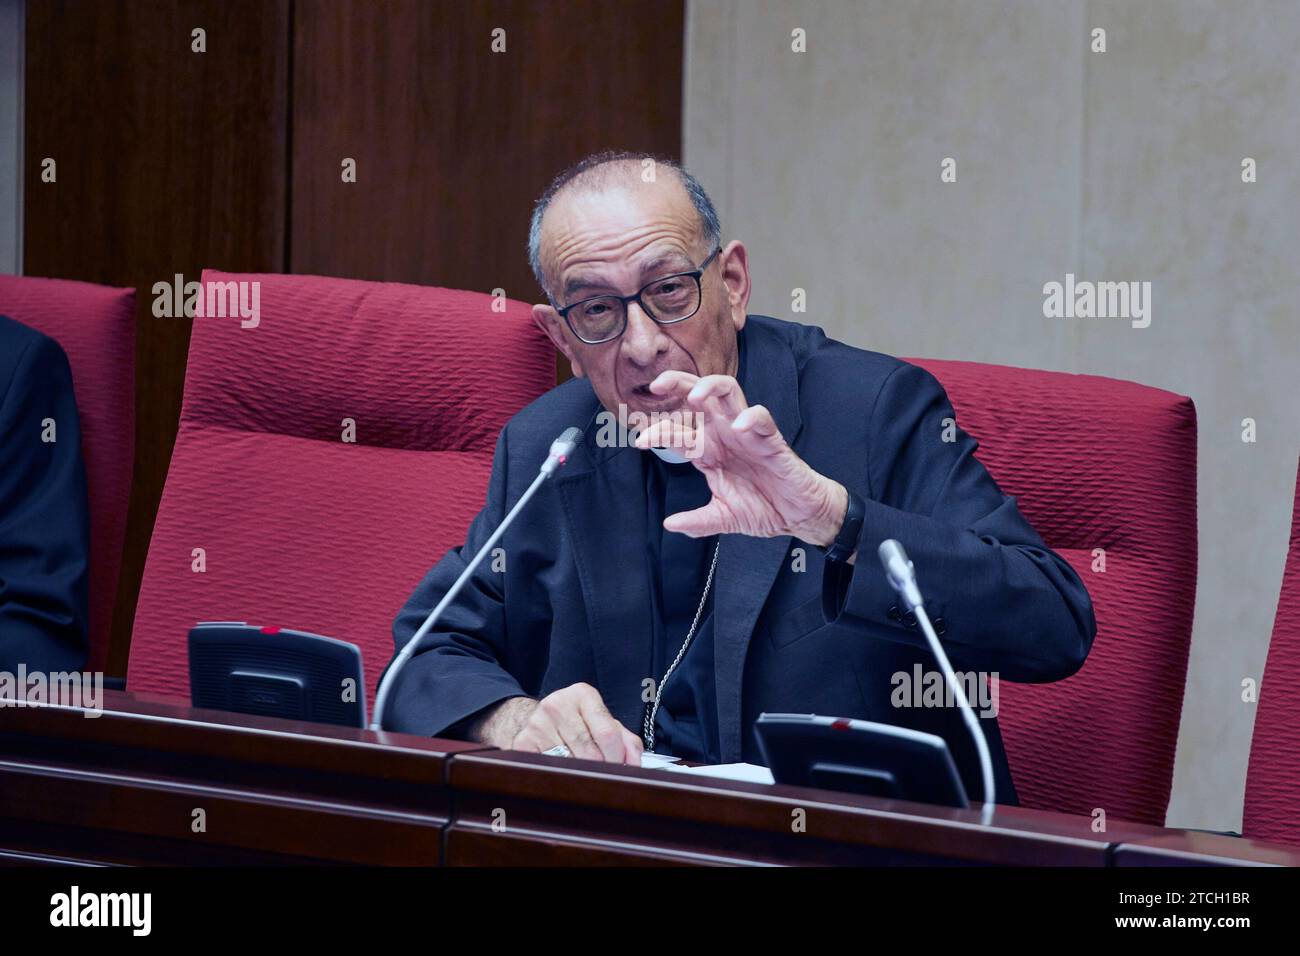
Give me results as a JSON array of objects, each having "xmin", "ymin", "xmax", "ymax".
[
  {"xmin": 821, "ymin": 361, "xmax": 1097, "ymax": 682},
  {"xmin": 0, "ymin": 333, "xmax": 90, "ymax": 672},
  {"xmin": 382, "ymin": 425, "xmax": 530, "ymax": 736}
]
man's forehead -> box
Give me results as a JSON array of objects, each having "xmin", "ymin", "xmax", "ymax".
[
  {"xmin": 542, "ymin": 178, "xmax": 700, "ymax": 282},
  {"xmin": 556, "ymin": 241, "xmax": 696, "ymax": 298}
]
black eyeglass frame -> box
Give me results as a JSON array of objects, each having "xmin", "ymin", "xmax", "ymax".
[{"xmin": 554, "ymin": 246, "xmax": 723, "ymax": 345}]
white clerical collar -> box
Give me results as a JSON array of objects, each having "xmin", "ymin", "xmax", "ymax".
[{"xmin": 647, "ymin": 445, "xmax": 690, "ymax": 465}]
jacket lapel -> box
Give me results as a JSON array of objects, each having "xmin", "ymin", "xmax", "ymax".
[
  {"xmin": 713, "ymin": 320, "xmax": 803, "ymax": 761},
  {"xmin": 555, "ymin": 318, "xmax": 804, "ymax": 759},
  {"xmin": 555, "ymin": 413, "xmax": 653, "ymax": 735}
]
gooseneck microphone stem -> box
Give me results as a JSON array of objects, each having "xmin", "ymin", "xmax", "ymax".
[
  {"xmin": 370, "ymin": 427, "xmax": 582, "ymax": 732},
  {"xmin": 878, "ymin": 539, "xmax": 996, "ymax": 823},
  {"xmin": 913, "ymin": 604, "xmax": 996, "ymax": 824}
]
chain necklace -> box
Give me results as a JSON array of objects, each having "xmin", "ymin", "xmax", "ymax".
[{"xmin": 642, "ymin": 538, "xmax": 722, "ymax": 753}]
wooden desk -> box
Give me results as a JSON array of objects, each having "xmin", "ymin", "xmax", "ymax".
[
  {"xmin": 0, "ymin": 692, "xmax": 1295, "ymax": 867},
  {"xmin": 0, "ymin": 690, "xmax": 484, "ymax": 865},
  {"xmin": 446, "ymin": 749, "xmax": 1169, "ymax": 866},
  {"xmin": 1112, "ymin": 831, "xmax": 1300, "ymax": 867}
]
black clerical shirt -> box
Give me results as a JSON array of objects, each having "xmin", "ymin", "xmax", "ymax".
[{"xmin": 641, "ymin": 329, "xmax": 749, "ymax": 762}]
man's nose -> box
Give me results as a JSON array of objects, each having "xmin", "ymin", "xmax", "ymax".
[{"xmin": 620, "ymin": 301, "xmax": 669, "ymax": 366}]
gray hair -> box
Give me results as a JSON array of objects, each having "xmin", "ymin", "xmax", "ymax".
[{"xmin": 526, "ymin": 150, "xmax": 722, "ymax": 299}]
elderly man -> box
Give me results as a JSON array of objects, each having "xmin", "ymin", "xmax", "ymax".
[{"xmin": 385, "ymin": 150, "xmax": 1095, "ymax": 804}]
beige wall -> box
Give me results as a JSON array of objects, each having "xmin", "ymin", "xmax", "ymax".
[{"xmin": 685, "ymin": 0, "xmax": 1300, "ymax": 830}]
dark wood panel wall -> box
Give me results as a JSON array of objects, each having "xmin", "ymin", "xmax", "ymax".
[
  {"xmin": 23, "ymin": 0, "xmax": 291, "ymax": 675},
  {"xmin": 21, "ymin": 0, "xmax": 685, "ymax": 674},
  {"xmin": 291, "ymin": 0, "xmax": 685, "ymax": 297}
]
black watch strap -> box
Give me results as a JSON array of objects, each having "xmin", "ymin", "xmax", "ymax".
[{"xmin": 824, "ymin": 488, "xmax": 865, "ymax": 564}]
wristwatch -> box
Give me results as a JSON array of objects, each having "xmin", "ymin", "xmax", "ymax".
[{"xmin": 823, "ymin": 487, "xmax": 865, "ymax": 564}]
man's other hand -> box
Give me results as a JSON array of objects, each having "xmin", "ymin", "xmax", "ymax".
[{"xmin": 470, "ymin": 684, "xmax": 644, "ymax": 765}]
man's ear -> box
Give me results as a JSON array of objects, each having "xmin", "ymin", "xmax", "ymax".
[
  {"xmin": 718, "ymin": 239, "xmax": 751, "ymax": 331},
  {"xmin": 532, "ymin": 303, "xmax": 585, "ymax": 378}
]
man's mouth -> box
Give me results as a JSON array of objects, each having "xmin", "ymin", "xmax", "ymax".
[{"xmin": 629, "ymin": 382, "xmax": 678, "ymax": 408}]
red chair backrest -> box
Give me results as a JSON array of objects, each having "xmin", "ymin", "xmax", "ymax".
[
  {"xmin": 910, "ymin": 358, "xmax": 1197, "ymax": 824},
  {"xmin": 1242, "ymin": 456, "xmax": 1300, "ymax": 847},
  {"xmin": 0, "ymin": 275, "xmax": 136, "ymax": 670},
  {"xmin": 128, "ymin": 271, "xmax": 553, "ymax": 709}
]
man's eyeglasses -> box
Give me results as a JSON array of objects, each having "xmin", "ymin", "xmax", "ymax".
[{"xmin": 555, "ymin": 247, "xmax": 722, "ymax": 345}]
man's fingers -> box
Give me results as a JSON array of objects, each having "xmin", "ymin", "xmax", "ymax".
[
  {"xmin": 508, "ymin": 725, "xmax": 549, "ymax": 753},
  {"xmin": 663, "ymin": 500, "xmax": 730, "ymax": 538},
  {"xmin": 732, "ymin": 403, "xmax": 777, "ymax": 437},
  {"xmin": 730, "ymin": 404, "xmax": 785, "ymax": 457},
  {"xmin": 647, "ymin": 369, "xmax": 699, "ymax": 398},
  {"xmin": 622, "ymin": 728, "xmax": 645, "ymax": 766},
  {"xmin": 523, "ymin": 684, "xmax": 639, "ymax": 763},
  {"xmin": 539, "ymin": 689, "xmax": 603, "ymax": 760},
  {"xmin": 687, "ymin": 375, "xmax": 748, "ymax": 420},
  {"xmin": 633, "ymin": 418, "xmax": 701, "ymax": 457},
  {"xmin": 576, "ymin": 692, "xmax": 633, "ymax": 762},
  {"xmin": 649, "ymin": 372, "xmax": 748, "ymax": 419}
]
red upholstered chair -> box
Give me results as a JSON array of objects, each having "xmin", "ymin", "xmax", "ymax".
[
  {"xmin": 1242, "ymin": 457, "xmax": 1300, "ymax": 847},
  {"xmin": 128, "ymin": 271, "xmax": 553, "ymax": 710},
  {"xmin": 909, "ymin": 358, "xmax": 1197, "ymax": 825},
  {"xmin": 0, "ymin": 275, "xmax": 136, "ymax": 671}
]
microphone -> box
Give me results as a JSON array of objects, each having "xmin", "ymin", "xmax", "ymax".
[
  {"xmin": 370, "ymin": 426, "xmax": 584, "ymax": 731},
  {"xmin": 878, "ymin": 538, "xmax": 923, "ymax": 612},
  {"xmin": 541, "ymin": 426, "xmax": 583, "ymax": 477},
  {"xmin": 876, "ymin": 538, "xmax": 997, "ymax": 820}
]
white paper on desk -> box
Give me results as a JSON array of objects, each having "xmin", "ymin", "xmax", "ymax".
[
  {"xmin": 640, "ymin": 755, "xmax": 775, "ymax": 785},
  {"xmin": 639, "ymin": 752, "xmax": 682, "ymax": 769}
]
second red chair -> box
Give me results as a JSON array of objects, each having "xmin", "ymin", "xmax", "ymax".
[{"xmin": 127, "ymin": 271, "xmax": 554, "ymax": 711}]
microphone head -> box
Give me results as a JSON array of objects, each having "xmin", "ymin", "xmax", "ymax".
[
  {"xmin": 877, "ymin": 538, "xmax": 924, "ymax": 611},
  {"xmin": 554, "ymin": 426, "xmax": 583, "ymax": 452},
  {"xmin": 542, "ymin": 426, "xmax": 585, "ymax": 476},
  {"xmin": 877, "ymin": 538, "xmax": 910, "ymax": 576}
]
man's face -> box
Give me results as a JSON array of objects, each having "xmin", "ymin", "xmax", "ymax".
[{"xmin": 532, "ymin": 175, "xmax": 750, "ymax": 418}]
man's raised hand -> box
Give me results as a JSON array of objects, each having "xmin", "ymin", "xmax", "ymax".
[{"xmin": 633, "ymin": 371, "xmax": 849, "ymax": 549}]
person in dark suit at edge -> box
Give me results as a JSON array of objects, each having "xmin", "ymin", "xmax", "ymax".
[
  {"xmin": 384, "ymin": 151, "xmax": 1096, "ymax": 804},
  {"xmin": 0, "ymin": 314, "xmax": 91, "ymax": 672}
]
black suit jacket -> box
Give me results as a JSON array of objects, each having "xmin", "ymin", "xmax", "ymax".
[
  {"xmin": 0, "ymin": 314, "xmax": 90, "ymax": 671},
  {"xmin": 386, "ymin": 315, "xmax": 1097, "ymax": 803}
]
